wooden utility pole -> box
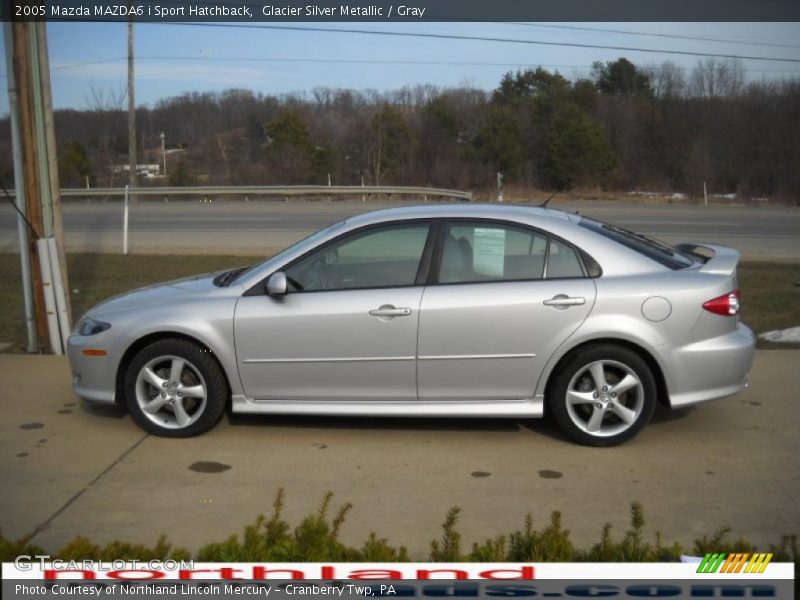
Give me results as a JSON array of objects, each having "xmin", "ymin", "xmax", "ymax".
[
  {"xmin": 36, "ymin": 22, "xmax": 71, "ymax": 321},
  {"xmin": 127, "ymin": 16, "xmax": 137, "ymax": 199},
  {"xmin": 8, "ymin": 22, "xmax": 72, "ymax": 353},
  {"xmin": 5, "ymin": 19, "xmax": 37, "ymax": 352},
  {"xmin": 12, "ymin": 22, "xmax": 48, "ymax": 349}
]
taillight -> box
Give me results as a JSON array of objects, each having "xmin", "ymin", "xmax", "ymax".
[{"xmin": 703, "ymin": 289, "xmax": 740, "ymax": 316}]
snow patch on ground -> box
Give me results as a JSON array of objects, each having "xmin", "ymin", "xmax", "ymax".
[
  {"xmin": 758, "ymin": 326, "xmax": 800, "ymax": 343},
  {"xmin": 628, "ymin": 191, "xmax": 688, "ymax": 199}
]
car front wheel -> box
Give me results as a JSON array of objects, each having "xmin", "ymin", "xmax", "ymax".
[
  {"xmin": 124, "ymin": 338, "xmax": 228, "ymax": 437},
  {"xmin": 548, "ymin": 344, "xmax": 656, "ymax": 447}
]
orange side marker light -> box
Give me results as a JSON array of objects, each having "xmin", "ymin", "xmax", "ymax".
[{"xmin": 81, "ymin": 349, "xmax": 107, "ymax": 357}]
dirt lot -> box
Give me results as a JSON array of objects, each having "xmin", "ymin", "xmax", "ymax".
[{"xmin": 1, "ymin": 351, "xmax": 797, "ymax": 557}]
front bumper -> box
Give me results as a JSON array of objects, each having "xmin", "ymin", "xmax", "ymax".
[
  {"xmin": 666, "ymin": 323, "xmax": 756, "ymax": 408},
  {"xmin": 66, "ymin": 334, "xmax": 118, "ymax": 404}
]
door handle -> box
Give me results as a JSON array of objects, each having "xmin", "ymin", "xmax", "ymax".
[
  {"xmin": 543, "ymin": 295, "xmax": 586, "ymax": 308},
  {"xmin": 369, "ymin": 305, "xmax": 412, "ymax": 318}
]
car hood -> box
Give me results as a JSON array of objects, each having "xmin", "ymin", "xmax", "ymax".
[{"xmin": 89, "ymin": 272, "xmax": 223, "ymax": 316}]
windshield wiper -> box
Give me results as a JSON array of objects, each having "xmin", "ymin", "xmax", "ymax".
[{"xmin": 214, "ymin": 267, "xmax": 248, "ymax": 287}]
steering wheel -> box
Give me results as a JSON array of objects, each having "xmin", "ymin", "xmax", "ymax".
[{"xmin": 302, "ymin": 261, "xmax": 335, "ymax": 291}]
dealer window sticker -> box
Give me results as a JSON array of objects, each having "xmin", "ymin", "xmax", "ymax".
[{"xmin": 472, "ymin": 227, "xmax": 506, "ymax": 277}]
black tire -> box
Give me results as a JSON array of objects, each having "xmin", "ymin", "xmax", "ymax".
[
  {"xmin": 124, "ymin": 338, "xmax": 228, "ymax": 437},
  {"xmin": 548, "ymin": 344, "xmax": 656, "ymax": 447}
]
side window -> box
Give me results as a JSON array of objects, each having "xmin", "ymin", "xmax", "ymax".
[
  {"xmin": 547, "ymin": 239, "xmax": 585, "ymax": 278},
  {"xmin": 285, "ymin": 224, "xmax": 431, "ymax": 291},
  {"xmin": 438, "ymin": 222, "xmax": 548, "ymax": 283}
]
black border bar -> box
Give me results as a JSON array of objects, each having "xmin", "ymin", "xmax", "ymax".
[{"xmin": 5, "ymin": 0, "xmax": 800, "ymax": 22}]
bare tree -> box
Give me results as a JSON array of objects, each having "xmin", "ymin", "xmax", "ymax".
[
  {"xmin": 83, "ymin": 83, "xmax": 127, "ymax": 186},
  {"xmin": 84, "ymin": 83, "xmax": 127, "ymax": 112},
  {"xmin": 690, "ymin": 58, "xmax": 745, "ymax": 98},
  {"xmin": 648, "ymin": 61, "xmax": 686, "ymax": 100}
]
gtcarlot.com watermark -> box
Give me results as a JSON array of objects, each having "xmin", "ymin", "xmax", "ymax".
[{"xmin": 12, "ymin": 556, "xmax": 195, "ymax": 574}]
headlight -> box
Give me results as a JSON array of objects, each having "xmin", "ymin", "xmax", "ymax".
[{"xmin": 77, "ymin": 316, "xmax": 111, "ymax": 336}]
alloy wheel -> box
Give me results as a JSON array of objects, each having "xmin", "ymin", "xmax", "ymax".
[
  {"xmin": 134, "ymin": 355, "xmax": 208, "ymax": 429},
  {"xmin": 565, "ymin": 359, "xmax": 644, "ymax": 438}
]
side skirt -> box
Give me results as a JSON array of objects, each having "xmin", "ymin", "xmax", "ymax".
[{"xmin": 230, "ymin": 395, "xmax": 544, "ymax": 418}]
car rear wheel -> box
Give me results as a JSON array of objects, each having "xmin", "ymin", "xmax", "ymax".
[
  {"xmin": 124, "ymin": 338, "xmax": 227, "ymax": 437},
  {"xmin": 548, "ymin": 344, "xmax": 656, "ymax": 447}
]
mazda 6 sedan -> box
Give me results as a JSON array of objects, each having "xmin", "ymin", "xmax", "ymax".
[{"xmin": 67, "ymin": 204, "xmax": 755, "ymax": 446}]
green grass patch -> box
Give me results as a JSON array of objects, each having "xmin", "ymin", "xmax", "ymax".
[
  {"xmin": 0, "ymin": 254, "xmax": 798, "ymax": 352},
  {"xmin": 1, "ymin": 491, "xmax": 797, "ymax": 566}
]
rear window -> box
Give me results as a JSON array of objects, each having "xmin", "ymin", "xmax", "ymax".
[{"xmin": 579, "ymin": 218, "xmax": 695, "ymax": 270}]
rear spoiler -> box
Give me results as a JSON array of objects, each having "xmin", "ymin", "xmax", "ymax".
[{"xmin": 675, "ymin": 243, "xmax": 740, "ymax": 275}]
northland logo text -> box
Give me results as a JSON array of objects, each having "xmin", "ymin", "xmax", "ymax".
[{"xmin": 18, "ymin": 563, "xmax": 535, "ymax": 580}]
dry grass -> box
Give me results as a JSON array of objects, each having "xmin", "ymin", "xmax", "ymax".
[{"xmin": 738, "ymin": 261, "xmax": 800, "ymax": 348}]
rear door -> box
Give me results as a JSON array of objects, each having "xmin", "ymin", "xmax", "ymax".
[{"xmin": 417, "ymin": 220, "xmax": 596, "ymax": 400}]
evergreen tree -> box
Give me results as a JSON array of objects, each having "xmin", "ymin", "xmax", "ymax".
[
  {"xmin": 58, "ymin": 140, "xmax": 94, "ymax": 187},
  {"xmin": 592, "ymin": 58, "xmax": 653, "ymax": 98}
]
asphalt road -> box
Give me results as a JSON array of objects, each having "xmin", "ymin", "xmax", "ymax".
[
  {"xmin": 1, "ymin": 199, "xmax": 799, "ymax": 259},
  {"xmin": 1, "ymin": 351, "xmax": 798, "ymax": 557}
]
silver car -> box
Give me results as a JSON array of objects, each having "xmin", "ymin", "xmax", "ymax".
[{"xmin": 67, "ymin": 204, "xmax": 755, "ymax": 446}]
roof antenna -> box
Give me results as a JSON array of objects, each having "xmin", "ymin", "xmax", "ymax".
[{"xmin": 539, "ymin": 189, "xmax": 559, "ymax": 208}]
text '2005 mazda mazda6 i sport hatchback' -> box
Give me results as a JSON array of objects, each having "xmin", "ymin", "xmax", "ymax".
[{"xmin": 67, "ymin": 204, "xmax": 756, "ymax": 446}]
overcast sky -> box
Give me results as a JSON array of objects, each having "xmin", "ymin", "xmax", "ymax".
[{"xmin": 1, "ymin": 21, "xmax": 800, "ymax": 113}]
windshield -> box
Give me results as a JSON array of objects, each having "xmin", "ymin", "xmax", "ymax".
[
  {"xmin": 579, "ymin": 217, "xmax": 695, "ymax": 270},
  {"xmin": 229, "ymin": 220, "xmax": 347, "ymax": 285}
]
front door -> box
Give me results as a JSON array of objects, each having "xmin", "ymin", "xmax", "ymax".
[{"xmin": 235, "ymin": 221, "xmax": 433, "ymax": 401}]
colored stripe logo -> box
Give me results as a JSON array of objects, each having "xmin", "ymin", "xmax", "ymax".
[{"xmin": 697, "ymin": 552, "xmax": 773, "ymax": 573}]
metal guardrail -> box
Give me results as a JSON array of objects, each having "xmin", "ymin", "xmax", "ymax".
[{"xmin": 54, "ymin": 185, "xmax": 472, "ymax": 201}]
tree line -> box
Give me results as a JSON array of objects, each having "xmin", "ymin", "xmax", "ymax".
[{"xmin": 2, "ymin": 57, "xmax": 799, "ymax": 202}]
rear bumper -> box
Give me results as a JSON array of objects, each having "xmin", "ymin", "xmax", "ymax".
[{"xmin": 666, "ymin": 323, "xmax": 756, "ymax": 408}]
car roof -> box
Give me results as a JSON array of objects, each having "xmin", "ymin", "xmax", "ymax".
[{"xmin": 342, "ymin": 203, "xmax": 579, "ymax": 228}]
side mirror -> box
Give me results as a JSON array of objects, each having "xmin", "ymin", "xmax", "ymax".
[{"xmin": 265, "ymin": 272, "xmax": 288, "ymax": 296}]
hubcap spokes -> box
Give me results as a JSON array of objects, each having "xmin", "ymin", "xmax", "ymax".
[
  {"xmin": 135, "ymin": 356, "xmax": 207, "ymax": 429},
  {"xmin": 566, "ymin": 360, "xmax": 644, "ymax": 437}
]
